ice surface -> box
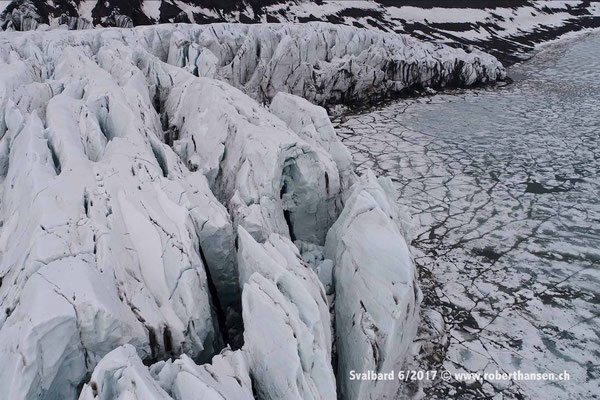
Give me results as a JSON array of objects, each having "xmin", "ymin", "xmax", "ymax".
[
  {"xmin": 0, "ymin": 22, "xmax": 423, "ymax": 400},
  {"xmin": 0, "ymin": 39, "xmax": 234, "ymax": 398},
  {"xmin": 334, "ymin": 35, "xmax": 600, "ymax": 397},
  {"xmin": 3, "ymin": 0, "xmax": 599, "ymax": 66},
  {"xmin": 143, "ymin": 58, "xmax": 347, "ymax": 245},
  {"xmin": 0, "ymin": 23, "xmax": 506, "ymax": 109},
  {"xmin": 78, "ymin": 344, "xmax": 253, "ymax": 400},
  {"xmin": 238, "ymin": 227, "xmax": 336, "ymax": 399},
  {"xmin": 325, "ymin": 171, "xmax": 421, "ymax": 400},
  {"xmin": 270, "ymin": 92, "xmax": 357, "ymax": 193},
  {"xmin": 162, "ymin": 22, "xmax": 506, "ymax": 106}
]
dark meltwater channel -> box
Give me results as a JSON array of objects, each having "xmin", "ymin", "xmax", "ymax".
[{"xmin": 335, "ymin": 33, "xmax": 600, "ymax": 399}]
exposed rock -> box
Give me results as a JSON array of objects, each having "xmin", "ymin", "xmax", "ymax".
[
  {"xmin": 57, "ymin": 15, "xmax": 93, "ymax": 30},
  {"xmin": 325, "ymin": 171, "xmax": 421, "ymax": 400}
]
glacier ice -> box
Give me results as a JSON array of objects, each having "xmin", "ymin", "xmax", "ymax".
[
  {"xmin": 142, "ymin": 58, "xmax": 348, "ymax": 245},
  {"xmin": 78, "ymin": 344, "xmax": 253, "ymax": 400},
  {"xmin": 6, "ymin": 22, "xmax": 506, "ymax": 107},
  {"xmin": 0, "ymin": 29, "xmax": 227, "ymax": 399},
  {"xmin": 163, "ymin": 22, "xmax": 506, "ymax": 106},
  {"xmin": 269, "ymin": 91, "xmax": 356, "ymax": 192},
  {"xmin": 238, "ymin": 226, "xmax": 336, "ymax": 400},
  {"xmin": 0, "ymin": 22, "xmax": 440, "ymax": 400},
  {"xmin": 325, "ymin": 171, "xmax": 422, "ymax": 400},
  {"xmin": 6, "ymin": 0, "xmax": 598, "ymax": 68}
]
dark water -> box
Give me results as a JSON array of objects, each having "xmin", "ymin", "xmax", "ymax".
[{"xmin": 335, "ymin": 32, "xmax": 600, "ymax": 399}]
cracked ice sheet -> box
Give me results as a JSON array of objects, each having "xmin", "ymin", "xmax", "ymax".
[{"xmin": 334, "ymin": 33, "xmax": 600, "ymax": 400}]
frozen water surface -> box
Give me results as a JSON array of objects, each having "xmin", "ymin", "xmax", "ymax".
[{"xmin": 334, "ymin": 32, "xmax": 600, "ymax": 400}]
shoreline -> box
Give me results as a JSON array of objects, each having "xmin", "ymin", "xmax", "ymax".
[
  {"xmin": 334, "ymin": 26, "xmax": 600, "ymax": 119},
  {"xmin": 334, "ymin": 32, "xmax": 600, "ymax": 398}
]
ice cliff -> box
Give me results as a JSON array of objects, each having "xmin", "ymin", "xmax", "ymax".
[
  {"xmin": 0, "ymin": 22, "xmax": 431, "ymax": 399},
  {"xmin": 164, "ymin": 22, "xmax": 506, "ymax": 106},
  {"xmin": 6, "ymin": 22, "xmax": 506, "ymax": 107},
  {"xmin": 3, "ymin": 0, "xmax": 600, "ymax": 66}
]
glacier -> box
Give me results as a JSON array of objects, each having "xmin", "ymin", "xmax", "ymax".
[
  {"xmin": 4, "ymin": 22, "xmax": 506, "ymax": 107},
  {"xmin": 164, "ymin": 22, "xmax": 506, "ymax": 106},
  {"xmin": 3, "ymin": 0, "xmax": 600, "ymax": 66},
  {"xmin": 0, "ymin": 21, "xmax": 503, "ymax": 400}
]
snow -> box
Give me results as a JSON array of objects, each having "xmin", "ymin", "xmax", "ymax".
[
  {"xmin": 77, "ymin": 1, "xmax": 96, "ymax": 22},
  {"xmin": 142, "ymin": 1, "xmax": 162, "ymax": 22},
  {"xmin": 0, "ymin": 1, "xmax": 9, "ymax": 14},
  {"xmin": 172, "ymin": 0, "xmax": 219, "ymax": 20},
  {"xmin": 0, "ymin": 29, "xmax": 228, "ymax": 398},
  {"xmin": 0, "ymin": 20, "xmax": 507, "ymax": 105},
  {"xmin": 269, "ymin": 92, "xmax": 356, "ymax": 192},
  {"xmin": 333, "ymin": 37, "xmax": 600, "ymax": 396},
  {"xmin": 388, "ymin": 6, "xmax": 490, "ymax": 24},
  {"xmin": 3, "ymin": 0, "xmax": 600, "ymax": 69},
  {"xmin": 267, "ymin": 0, "xmax": 382, "ymax": 20},
  {"xmin": 0, "ymin": 2, "xmax": 596, "ymax": 398},
  {"xmin": 150, "ymin": 65, "xmax": 347, "ymax": 245}
]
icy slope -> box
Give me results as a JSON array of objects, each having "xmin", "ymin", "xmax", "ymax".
[
  {"xmin": 238, "ymin": 227, "xmax": 336, "ymax": 400},
  {"xmin": 0, "ymin": 23, "xmax": 420, "ymax": 400},
  {"xmin": 0, "ymin": 43, "xmax": 231, "ymax": 400}
]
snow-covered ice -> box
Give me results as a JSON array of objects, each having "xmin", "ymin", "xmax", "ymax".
[
  {"xmin": 163, "ymin": 22, "xmax": 505, "ymax": 106},
  {"xmin": 3, "ymin": 0, "xmax": 600, "ymax": 66}
]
